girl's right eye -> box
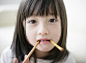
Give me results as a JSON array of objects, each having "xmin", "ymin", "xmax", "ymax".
[{"xmin": 28, "ymin": 20, "xmax": 37, "ymax": 24}]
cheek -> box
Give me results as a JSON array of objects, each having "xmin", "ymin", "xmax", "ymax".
[
  {"xmin": 26, "ymin": 32, "xmax": 32, "ymax": 41},
  {"xmin": 26, "ymin": 29, "xmax": 36, "ymax": 45},
  {"xmin": 53, "ymin": 29, "xmax": 61, "ymax": 38},
  {"xmin": 51, "ymin": 26, "xmax": 61, "ymax": 43}
]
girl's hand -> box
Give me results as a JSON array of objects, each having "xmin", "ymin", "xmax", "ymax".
[
  {"xmin": 13, "ymin": 55, "xmax": 29, "ymax": 63},
  {"xmin": 13, "ymin": 58, "xmax": 18, "ymax": 63}
]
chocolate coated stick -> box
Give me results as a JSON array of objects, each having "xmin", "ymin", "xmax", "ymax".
[
  {"xmin": 22, "ymin": 40, "xmax": 63, "ymax": 63},
  {"xmin": 50, "ymin": 40, "xmax": 64, "ymax": 51},
  {"xmin": 22, "ymin": 41, "xmax": 39, "ymax": 63}
]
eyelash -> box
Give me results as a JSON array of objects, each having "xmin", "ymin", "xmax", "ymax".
[
  {"xmin": 28, "ymin": 19, "xmax": 57, "ymax": 24},
  {"xmin": 48, "ymin": 19, "xmax": 57, "ymax": 23},
  {"xmin": 28, "ymin": 20, "xmax": 37, "ymax": 24}
]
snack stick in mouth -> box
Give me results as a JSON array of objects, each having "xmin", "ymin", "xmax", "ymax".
[
  {"xmin": 22, "ymin": 41, "xmax": 40, "ymax": 63},
  {"xmin": 50, "ymin": 40, "xmax": 64, "ymax": 51}
]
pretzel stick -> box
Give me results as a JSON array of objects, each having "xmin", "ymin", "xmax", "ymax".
[
  {"xmin": 50, "ymin": 40, "xmax": 64, "ymax": 51},
  {"xmin": 22, "ymin": 41, "xmax": 39, "ymax": 63}
]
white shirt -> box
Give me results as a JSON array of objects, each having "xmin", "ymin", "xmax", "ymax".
[{"xmin": 0, "ymin": 46, "xmax": 76, "ymax": 63}]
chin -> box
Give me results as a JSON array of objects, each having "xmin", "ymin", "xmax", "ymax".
[{"xmin": 37, "ymin": 47, "xmax": 54, "ymax": 52}]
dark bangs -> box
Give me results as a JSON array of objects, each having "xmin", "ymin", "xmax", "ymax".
[{"xmin": 23, "ymin": 0, "xmax": 59, "ymax": 19}]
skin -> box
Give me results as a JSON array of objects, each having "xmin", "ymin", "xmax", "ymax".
[
  {"xmin": 13, "ymin": 15, "xmax": 61, "ymax": 63},
  {"xmin": 25, "ymin": 15, "xmax": 61, "ymax": 58}
]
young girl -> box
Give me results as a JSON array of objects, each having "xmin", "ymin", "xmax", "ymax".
[{"xmin": 0, "ymin": 0, "xmax": 76, "ymax": 63}]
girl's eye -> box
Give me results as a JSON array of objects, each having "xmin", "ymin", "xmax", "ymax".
[
  {"xmin": 29, "ymin": 20, "xmax": 37, "ymax": 24},
  {"xmin": 49, "ymin": 19, "xmax": 57, "ymax": 23}
]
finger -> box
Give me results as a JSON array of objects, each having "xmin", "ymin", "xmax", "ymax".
[
  {"xmin": 13, "ymin": 58, "xmax": 18, "ymax": 63},
  {"xmin": 24, "ymin": 55, "xmax": 29, "ymax": 63}
]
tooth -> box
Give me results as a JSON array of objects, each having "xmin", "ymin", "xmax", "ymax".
[{"xmin": 41, "ymin": 40, "xmax": 46, "ymax": 41}]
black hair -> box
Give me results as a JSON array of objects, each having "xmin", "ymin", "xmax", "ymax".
[{"xmin": 11, "ymin": 0, "xmax": 69, "ymax": 63}]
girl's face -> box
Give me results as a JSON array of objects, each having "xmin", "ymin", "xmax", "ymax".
[{"xmin": 25, "ymin": 14, "xmax": 61, "ymax": 52}]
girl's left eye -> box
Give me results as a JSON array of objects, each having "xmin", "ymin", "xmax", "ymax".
[
  {"xmin": 48, "ymin": 19, "xmax": 57, "ymax": 23},
  {"xmin": 29, "ymin": 20, "xmax": 37, "ymax": 24}
]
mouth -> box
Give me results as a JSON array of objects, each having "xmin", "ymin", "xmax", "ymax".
[
  {"xmin": 38, "ymin": 40, "xmax": 50, "ymax": 42},
  {"xmin": 37, "ymin": 39, "xmax": 50, "ymax": 44}
]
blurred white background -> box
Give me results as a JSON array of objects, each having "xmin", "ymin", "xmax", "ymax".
[
  {"xmin": 0, "ymin": 0, "xmax": 86, "ymax": 63},
  {"xmin": 63, "ymin": 0, "xmax": 86, "ymax": 63}
]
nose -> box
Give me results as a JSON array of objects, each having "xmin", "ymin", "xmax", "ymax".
[{"xmin": 37, "ymin": 24, "xmax": 48, "ymax": 35}]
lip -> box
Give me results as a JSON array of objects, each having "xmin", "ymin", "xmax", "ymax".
[{"xmin": 37, "ymin": 38, "xmax": 50, "ymax": 44}]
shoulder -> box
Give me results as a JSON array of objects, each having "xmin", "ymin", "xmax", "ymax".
[
  {"xmin": 0, "ymin": 46, "xmax": 15, "ymax": 63},
  {"xmin": 65, "ymin": 53, "xmax": 76, "ymax": 63}
]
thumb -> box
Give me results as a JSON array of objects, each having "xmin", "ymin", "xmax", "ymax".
[
  {"xmin": 24, "ymin": 55, "xmax": 29, "ymax": 63},
  {"xmin": 13, "ymin": 58, "xmax": 18, "ymax": 63}
]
